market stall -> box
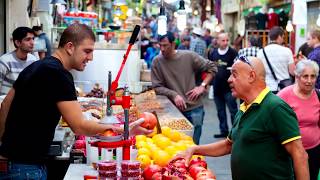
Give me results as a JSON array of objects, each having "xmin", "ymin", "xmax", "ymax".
[{"xmin": 62, "ymin": 93, "xmax": 215, "ymax": 180}]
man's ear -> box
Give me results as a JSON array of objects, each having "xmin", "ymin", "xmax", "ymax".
[
  {"xmin": 14, "ymin": 40, "xmax": 20, "ymax": 48},
  {"xmin": 248, "ymin": 70, "xmax": 256, "ymax": 83},
  {"xmin": 65, "ymin": 42, "xmax": 74, "ymax": 56}
]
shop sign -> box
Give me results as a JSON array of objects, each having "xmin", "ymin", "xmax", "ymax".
[{"xmin": 221, "ymin": 0, "xmax": 239, "ymax": 13}]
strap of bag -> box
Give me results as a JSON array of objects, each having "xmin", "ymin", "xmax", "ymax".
[
  {"xmin": 315, "ymin": 89, "xmax": 320, "ymax": 101},
  {"xmin": 262, "ymin": 48, "xmax": 278, "ymax": 81}
]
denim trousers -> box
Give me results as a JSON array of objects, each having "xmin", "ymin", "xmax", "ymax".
[
  {"xmin": 182, "ymin": 106, "xmax": 204, "ymax": 145},
  {"xmin": 0, "ymin": 162, "xmax": 47, "ymax": 180},
  {"xmin": 214, "ymin": 92, "xmax": 238, "ymax": 134}
]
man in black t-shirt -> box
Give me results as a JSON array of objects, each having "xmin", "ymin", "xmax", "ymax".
[
  {"xmin": 0, "ymin": 24, "xmax": 152, "ymax": 179},
  {"xmin": 209, "ymin": 33, "xmax": 238, "ymax": 138}
]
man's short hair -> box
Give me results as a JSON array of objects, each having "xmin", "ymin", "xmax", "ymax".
[
  {"xmin": 58, "ymin": 23, "xmax": 96, "ymax": 48},
  {"xmin": 309, "ymin": 28, "xmax": 320, "ymax": 41},
  {"xmin": 12, "ymin": 27, "xmax": 34, "ymax": 48},
  {"xmin": 182, "ymin": 35, "xmax": 191, "ymax": 42},
  {"xmin": 32, "ymin": 26, "xmax": 42, "ymax": 32},
  {"xmin": 249, "ymin": 36, "xmax": 262, "ymax": 48},
  {"xmin": 269, "ymin": 26, "xmax": 284, "ymax": 41},
  {"xmin": 158, "ymin": 31, "xmax": 175, "ymax": 43}
]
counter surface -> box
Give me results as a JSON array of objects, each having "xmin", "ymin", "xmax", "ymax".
[{"xmin": 64, "ymin": 164, "xmax": 97, "ymax": 180}]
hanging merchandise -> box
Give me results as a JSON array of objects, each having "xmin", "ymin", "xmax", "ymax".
[
  {"xmin": 267, "ymin": 8, "xmax": 278, "ymax": 29},
  {"xmin": 278, "ymin": 9, "xmax": 288, "ymax": 29},
  {"xmin": 293, "ymin": 0, "xmax": 307, "ymax": 25},
  {"xmin": 177, "ymin": 0, "xmax": 186, "ymax": 32},
  {"xmin": 255, "ymin": 8, "xmax": 267, "ymax": 30},
  {"xmin": 158, "ymin": 1, "xmax": 167, "ymax": 36}
]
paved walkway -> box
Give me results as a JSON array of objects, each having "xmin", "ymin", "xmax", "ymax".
[{"xmin": 200, "ymin": 97, "xmax": 232, "ymax": 180}]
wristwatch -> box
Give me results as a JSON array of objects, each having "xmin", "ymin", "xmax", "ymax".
[{"xmin": 201, "ymin": 82, "xmax": 207, "ymax": 88}]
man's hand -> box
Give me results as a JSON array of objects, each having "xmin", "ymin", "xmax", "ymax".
[
  {"xmin": 186, "ymin": 86, "xmax": 206, "ymax": 101},
  {"xmin": 174, "ymin": 146, "xmax": 196, "ymax": 166},
  {"xmin": 119, "ymin": 118, "xmax": 153, "ymax": 136},
  {"xmin": 174, "ymin": 95, "xmax": 187, "ymax": 111}
]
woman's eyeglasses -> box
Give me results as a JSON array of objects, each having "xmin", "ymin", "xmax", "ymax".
[{"xmin": 237, "ymin": 55, "xmax": 252, "ymax": 66}]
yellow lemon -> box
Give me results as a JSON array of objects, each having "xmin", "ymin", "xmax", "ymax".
[
  {"xmin": 152, "ymin": 134, "xmax": 165, "ymax": 142},
  {"xmin": 138, "ymin": 147, "xmax": 151, "ymax": 157},
  {"xmin": 168, "ymin": 130, "xmax": 182, "ymax": 142},
  {"xmin": 136, "ymin": 154, "xmax": 151, "ymax": 169},
  {"xmin": 161, "ymin": 126, "xmax": 172, "ymax": 137},
  {"xmin": 153, "ymin": 150, "xmax": 171, "ymax": 167},
  {"xmin": 155, "ymin": 137, "xmax": 172, "ymax": 149},
  {"xmin": 147, "ymin": 127, "xmax": 157, "ymax": 138},
  {"xmin": 135, "ymin": 141, "xmax": 147, "ymax": 149},
  {"xmin": 146, "ymin": 137, "xmax": 154, "ymax": 144},
  {"xmin": 135, "ymin": 135, "xmax": 147, "ymax": 142}
]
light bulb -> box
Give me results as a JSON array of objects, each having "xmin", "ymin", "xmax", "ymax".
[
  {"xmin": 177, "ymin": 11, "xmax": 186, "ymax": 31},
  {"xmin": 205, "ymin": 6, "xmax": 211, "ymax": 11},
  {"xmin": 158, "ymin": 15, "xmax": 167, "ymax": 35},
  {"xmin": 193, "ymin": 10, "xmax": 198, "ymax": 16},
  {"xmin": 215, "ymin": 24, "xmax": 222, "ymax": 32},
  {"xmin": 286, "ymin": 20, "xmax": 294, "ymax": 32},
  {"xmin": 317, "ymin": 14, "xmax": 320, "ymax": 27}
]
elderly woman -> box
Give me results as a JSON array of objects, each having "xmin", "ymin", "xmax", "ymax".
[{"xmin": 278, "ymin": 59, "xmax": 320, "ymax": 180}]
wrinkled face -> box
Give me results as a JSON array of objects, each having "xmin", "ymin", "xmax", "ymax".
[
  {"xmin": 296, "ymin": 66, "xmax": 317, "ymax": 93},
  {"xmin": 217, "ymin": 34, "xmax": 229, "ymax": 50},
  {"xmin": 70, "ymin": 38, "xmax": 94, "ymax": 71},
  {"xmin": 159, "ymin": 37, "xmax": 174, "ymax": 58},
  {"xmin": 307, "ymin": 33, "xmax": 318, "ymax": 48},
  {"xmin": 15, "ymin": 32, "xmax": 34, "ymax": 53},
  {"xmin": 228, "ymin": 61, "xmax": 253, "ymax": 99}
]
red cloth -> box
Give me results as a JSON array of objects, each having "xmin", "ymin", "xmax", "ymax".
[{"xmin": 267, "ymin": 13, "xmax": 278, "ymax": 29}]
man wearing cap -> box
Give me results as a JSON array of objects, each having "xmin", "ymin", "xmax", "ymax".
[{"xmin": 190, "ymin": 27, "xmax": 207, "ymax": 58}]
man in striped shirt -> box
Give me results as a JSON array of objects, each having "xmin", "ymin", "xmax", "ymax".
[{"xmin": 0, "ymin": 27, "xmax": 37, "ymax": 95}]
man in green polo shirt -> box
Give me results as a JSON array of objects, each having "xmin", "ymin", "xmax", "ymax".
[{"xmin": 176, "ymin": 56, "xmax": 309, "ymax": 180}]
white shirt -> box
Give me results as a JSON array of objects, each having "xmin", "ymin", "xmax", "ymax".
[{"xmin": 257, "ymin": 44, "xmax": 294, "ymax": 91}]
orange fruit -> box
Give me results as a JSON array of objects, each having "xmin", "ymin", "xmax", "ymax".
[{"xmin": 136, "ymin": 154, "xmax": 151, "ymax": 169}]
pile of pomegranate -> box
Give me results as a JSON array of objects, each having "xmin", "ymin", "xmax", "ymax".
[{"xmin": 142, "ymin": 157, "xmax": 216, "ymax": 180}]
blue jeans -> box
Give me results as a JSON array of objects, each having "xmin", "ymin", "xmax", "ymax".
[
  {"xmin": 182, "ymin": 106, "xmax": 204, "ymax": 145},
  {"xmin": 0, "ymin": 162, "xmax": 47, "ymax": 180},
  {"xmin": 214, "ymin": 92, "xmax": 238, "ymax": 134}
]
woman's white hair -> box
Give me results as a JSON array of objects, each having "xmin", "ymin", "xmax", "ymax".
[{"xmin": 294, "ymin": 59, "xmax": 319, "ymax": 77}]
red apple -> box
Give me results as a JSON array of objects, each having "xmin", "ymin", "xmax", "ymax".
[{"xmin": 143, "ymin": 164, "xmax": 162, "ymax": 180}]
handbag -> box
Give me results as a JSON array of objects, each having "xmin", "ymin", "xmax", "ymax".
[{"xmin": 262, "ymin": 48, "xmax": 293, "ymax": 90}]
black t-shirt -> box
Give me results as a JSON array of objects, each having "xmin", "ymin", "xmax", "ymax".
[
  {"xmin": 0, "ymin": 56, "xmax": 77, "ymax": 163},
  {"xmin": 209, "ymin": 47, "xmax": 237, "ymax": 95}
]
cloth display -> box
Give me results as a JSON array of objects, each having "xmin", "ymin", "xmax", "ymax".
[
  {"xmin": 246, "ymin": 11, "xmax": 257, "ymax": 30},
  {"xmin": 267, "ymin": 12, "xmax": 278, "ymax": 29},
  {"xmin": 278, "ymin": 10, "xmax": 288, "ymax": 29},
  {"xmin": 255, "ymin": 12, "xmax": 268, "ymax": 30}
]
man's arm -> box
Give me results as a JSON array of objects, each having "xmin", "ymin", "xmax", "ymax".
[
  {"xmin": 283, "ymin": 139, "xmax": 309, "ymax": 180},
  {"xmin": 0, "ymin": 88, "xmax": 15, "ymax": 141},
  {"xmin": 57, "ymin": 101, "xmax": 117, "ymax": 136},
  {"xmin": 178, "ymin": 139, "xmax": 232, "ymax": 165},
  {"xmin": 57, "ymin": 101, "xmax": 152, "ymax": 136},
  {"xmin": 288, "ymin": 62, "xmax": 295, "ymax": 76}
]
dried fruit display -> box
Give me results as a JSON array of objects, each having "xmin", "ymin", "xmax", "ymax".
[{"xmin": 160, "ymin": 118, "xmax": 193, "ymax": 130}]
